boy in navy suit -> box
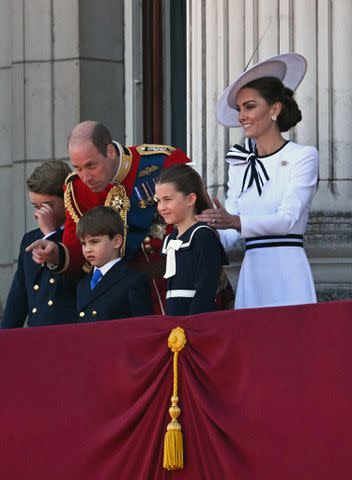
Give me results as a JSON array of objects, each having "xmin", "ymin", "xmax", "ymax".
[
  {"xmin": 2, "ymin": 160, "xmax": 77, "ymax": 328},
  {"xmin": 76, "ymin": 206, "xmax": 153, "ymax": 322}
]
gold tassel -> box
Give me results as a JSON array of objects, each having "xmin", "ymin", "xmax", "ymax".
[{"xmin": 163, "ymin": 327, "xmax": 187, "ymax": 471}]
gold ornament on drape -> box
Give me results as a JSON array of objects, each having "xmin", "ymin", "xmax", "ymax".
[{"xmin": 163, "ymin": 327, "xmax": 187, "ymax": 470}]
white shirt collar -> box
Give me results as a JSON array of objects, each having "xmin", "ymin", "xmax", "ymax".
[
  {"xmin": 94, "ymin": 258, "xmax": 121, "ymax": 276},
  {"xmin": 42, "ymin": 224, "xmax": 64, "ymax": 240}
]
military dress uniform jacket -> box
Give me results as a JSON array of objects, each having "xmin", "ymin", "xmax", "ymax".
[
  {"xmin": 76, "ymin": 260, "xmax": 153, "ymax": 322},
  {"xmin": 2, "ymin": 228, "xmax": 77, "ymax": 328},
  {"xmin": 59, "ymin": 142, "xmax": 189, "ymax": 314}
]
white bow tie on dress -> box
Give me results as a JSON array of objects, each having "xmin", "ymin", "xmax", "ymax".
[{"xmin": 163, "ymin": 239, "xmax": 183, "ymax": 279}]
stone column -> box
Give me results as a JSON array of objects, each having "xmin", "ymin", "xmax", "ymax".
[
  {"xmin": 0, "ymin": 0, "xmax": 13, "ymax": 312},
  {"xmin": 79, "ymin": 0, "xmax": 125, "ymax": 138}
]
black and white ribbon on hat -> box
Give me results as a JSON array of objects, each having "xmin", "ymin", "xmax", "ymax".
[{"xmin": 225, "ymin": 138, "xmax": 270, "ymax": 196}]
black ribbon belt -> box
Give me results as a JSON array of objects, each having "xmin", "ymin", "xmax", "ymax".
[{"xmin": 245, "ymin": 234, "xmax": 304, "ymax": 251}]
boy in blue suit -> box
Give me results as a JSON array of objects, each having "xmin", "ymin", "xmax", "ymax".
[
  {"xmin": 2, "ymin": 161, "xmax": 77, "ymax": 328},
  {"xmin": 76, "ymin": 206, "xmax": 153, "ymax": 322}
]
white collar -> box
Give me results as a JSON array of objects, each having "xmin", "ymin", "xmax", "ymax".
[{"xmin": 94, "ymin": 258, "xmax": 121, "ymax": 276}]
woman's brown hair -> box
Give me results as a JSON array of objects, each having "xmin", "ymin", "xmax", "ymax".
[{"xmin": 242, "ymin": 76, "xmax": 302, "ymax": 132}]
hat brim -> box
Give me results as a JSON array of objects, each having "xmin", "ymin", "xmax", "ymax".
[{"xmin": 216, "ymin": 53, "xmax": 307, "ymax": 127}]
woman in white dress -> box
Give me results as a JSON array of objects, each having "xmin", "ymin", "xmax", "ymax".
[{"xmin": 196, "ymin": 53, "xmax": 319, "ymax": 309}]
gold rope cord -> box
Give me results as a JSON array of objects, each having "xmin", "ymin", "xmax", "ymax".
[{"xmin": 64, "ymin": 182, "xmax": 80, "ymax": 224}]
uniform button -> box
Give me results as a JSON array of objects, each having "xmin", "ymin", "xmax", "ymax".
[
  {"xmin": 92, "ymin": 311, "xmax": 97, "ymax": 316},
  {"xmin": 79, "ymin": 312, "xmax": 85, "ymax": 318},
  {"xmin": 145, "ymin": 244, "xmax": 152, "ymax": 253},
  {"xmin": 48, "ymin": 300, "xmax": 53, "ymax": 306},
  {"xmin": 33, "ymin": 284, "xmax": 39, "ymax": 291},
  {"xmin": 49, "ymin": 278, "xmax": 56, "ymax": 284},
  {"xmin": 144, "ymin": 236, "xmax": 151, "ymax": 244},
  {"xmin": 32, "ymin": 307, "xmax": 37, "ymax": 314}
]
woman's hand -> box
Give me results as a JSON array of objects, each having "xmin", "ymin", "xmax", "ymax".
[{"xmin": 195, "ymin": 197, "xmax": 241, "ymax": 231}]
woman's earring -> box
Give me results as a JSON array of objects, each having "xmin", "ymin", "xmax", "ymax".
[{"xmin": 272, "ymin": 114, "xmax": 277, "ymax": 122}]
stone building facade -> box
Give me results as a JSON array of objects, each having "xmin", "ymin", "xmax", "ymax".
[{"xmin": 0, "ymin": 0, "xmax": 351, "ymax": 317}]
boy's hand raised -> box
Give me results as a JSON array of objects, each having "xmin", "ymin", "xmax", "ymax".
[
  {"xmin": 35, "ymin": 204, "xmax": 56, "ymax": 236},
  {"xmin": 26, "ymin": 239, "xmax": 59, "ymax": 265}
]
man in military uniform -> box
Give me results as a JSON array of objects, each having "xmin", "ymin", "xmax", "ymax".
[{"xmin": 27, "ymin": 121, "xmax": 189, "ymax": 314}]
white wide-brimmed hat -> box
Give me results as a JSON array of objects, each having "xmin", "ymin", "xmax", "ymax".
[{"xmin": 216, "ymin": 53, "xmax": 307, "ymax": 127}]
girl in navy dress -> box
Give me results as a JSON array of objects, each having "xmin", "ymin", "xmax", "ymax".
[{"xmin": 154, "ymin": 164, "xmax": 228, "ymax": 316}]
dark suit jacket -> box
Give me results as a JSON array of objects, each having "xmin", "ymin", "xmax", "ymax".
[
  {"xmin": 76, "ymin": 259, "xmax": 153, "ymax": 322},
  {"xmin": 2, "ymin": 228, "xmax": 77, "ymax": 328}
]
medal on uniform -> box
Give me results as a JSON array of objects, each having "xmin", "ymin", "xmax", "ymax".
[
  {"xmin": 145, "ymin": 180, "xmax": 156, "ymax": 200},
  {"xmin": 134, "ymin": 186, "xmax": 147, "ymax": 208},
  {"xmin": 141, "ymin": 182, "xmax": 155, "ymax": 206}
]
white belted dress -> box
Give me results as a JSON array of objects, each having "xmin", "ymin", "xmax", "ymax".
[{"xmin": 219, "ymin": 140, "xmax": 319, "ymax": 309}]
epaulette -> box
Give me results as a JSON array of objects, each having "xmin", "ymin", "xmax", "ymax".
[
  {"xmin": 113, "ymin": 144, "xmax": 132, "ymax": 184},
  {"xmin": 64, "ymin": 173, "xmax": 82, "ymax": 223},
  {"xmin": 64, "ymin": 171, "xmax": 77, "ymax": 185},
  {"xmin": 136, "ymin": 144, "xmax": 176, "ymax": 156}
]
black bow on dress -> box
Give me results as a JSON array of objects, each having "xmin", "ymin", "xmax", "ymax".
[{"xmin": 225, "ymin": 138, "xmax": 270, "ymax": 196}]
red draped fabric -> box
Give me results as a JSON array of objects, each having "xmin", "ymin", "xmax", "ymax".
[{"xmin": 0, "ymin": 300, "xmax": 352, "ymax": 479}]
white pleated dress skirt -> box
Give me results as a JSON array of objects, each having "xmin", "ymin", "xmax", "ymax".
[{"xmin": 235, "ymin": 245, "xmax": 317, "ymax": 309}]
